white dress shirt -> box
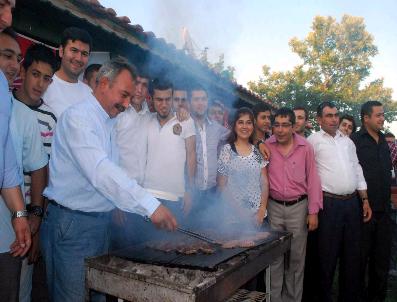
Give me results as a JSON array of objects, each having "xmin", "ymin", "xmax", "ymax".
[
  {"xmin": 115, "ymin": 102, "xmax": 152, "ymax": 185},
  {"xmin": 307, "ymin": 129, "xmax": 367, "ymax": 195},
  {"xmin": 44, "ymin": 94, "xmax": 160, "ymax": 217}
]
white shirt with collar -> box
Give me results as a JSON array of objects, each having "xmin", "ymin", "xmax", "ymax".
[
  {"xmin": 307, "ymin": 129, "xmax": 367, "ymax": 195},
  {"xmin": 115, "ymin": 102, "xmax": 152, "ymax": 186},
  {"xmin": 144, "ymin": 114, "xmax": 196, "ymax": 201},
  {"xmin": 44, "ymin": 94, "xmax": 160, "ymax": 216}
]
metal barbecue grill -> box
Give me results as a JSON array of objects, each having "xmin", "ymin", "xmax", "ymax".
[
  {"xmin": 111, "ymin": 230, "xmax": 280, "ymax": 270},
  {"xmin": 85, "ymin": 230, "xmax": 291, "ymax": 301}
]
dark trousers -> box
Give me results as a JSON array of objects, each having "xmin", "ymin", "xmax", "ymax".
[
  {"xmin": 302, "ymin": 230, "xmax": 321, "ymax": 302},
  {"xmin": 318, "ymin": 195, "xmax": 361, "ymax": 302},
  {"xmin": 0, "ymin": 252, "xmax": 22, "ymax": 302},
  {"xmin": 360, "ymin": 211, "xmax": 392, "ymax": 302}
]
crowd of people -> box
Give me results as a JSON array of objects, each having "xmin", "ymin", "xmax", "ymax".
[{"xmin": 1, "ymin": 1, "xmax": 396, "ymax": 302}]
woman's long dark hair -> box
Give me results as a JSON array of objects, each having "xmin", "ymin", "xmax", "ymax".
[{"xmin": 227, "ymin": 107, "xmax": 255, "ymax": 152}]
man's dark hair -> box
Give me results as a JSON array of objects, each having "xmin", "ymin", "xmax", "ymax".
[
  {"xmin": 22, "ymin": 44, "xmax": 58, "ymax": 73},
  {"xmin": 1, "ymin": 27, "xmax": 18, "ymax": 42},
  {"xmin": 293, "ymin": 106, "xmax": 309, "ymax": 121},
  {"xmin": 385, "ymin": 132, "xmax": 395, "ymax": 139},
  {"xmin": 339, "ymin": 114, "xmax": 357, "ymax": 133},
  {"xmin": 149, "ymin": 78, "xmax": 173, "ymax": 96},
  {"xmin": 210, "ymin": 99, "xmax": 225, "ymax": 110},
  {"xmin": 252, "ymin": 102, "xmax": 272, "ymax": 119},
  {"xmin": 188, "ymin": 83, "xmax": 208, "ymax": 100},
  {"xmin": 317, "ymin": 101, "xmax": 337, "ymax": 117},
  {"xmin": 83, "ymin": 63, "xmax": 101, "ymax": 82},
  {"xmin": 272, "ymin": 107, "xmax": 296, "ymax": 125},
  {"xmin": 360, "ymin": 100, "xmax": 383, "ymax": 122},
  {"xmin": 136, "ymin": 67, "xmax": 150, "ymax": 80},
  {"xmin": 60, "ymin": 27, "xmax": 92, "ymax": 51}
]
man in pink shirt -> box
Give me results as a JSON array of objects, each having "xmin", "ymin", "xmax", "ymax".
[{"xmin": 265, "ymin": 107, "xmax": 322, "ymax": 302}]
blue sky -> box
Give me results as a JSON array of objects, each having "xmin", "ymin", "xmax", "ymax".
[{"xmin": 101, "ymin": 0, "xmax": 397, "ymax": 98}]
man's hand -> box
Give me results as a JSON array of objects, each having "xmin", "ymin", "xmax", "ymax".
[
  {"xmin": 28, "ymin": 233, "xmax": 41, "ymax": 265},
  {"xmin": 307, "ymin": 213, "xmax": 318, "ymax": 231},
  {"xmin": 183, "ymin": 192, "xmax": 193, "ymax": 216},
  {"xmin": 258, "ymin": 143, "xmax": 271, "ymax": 161},
  {"xmin": 150, "ymin": 205, "xmax": 178, "ymax": 231},
  {"xmin": 28, "ymin": 215, "xmax": 42, "ymax": 236},
  {"xmin": 176, "ymin": 108, "xmax": 190, "ymax": 122},
  {"xmin": 391, "ymin": 193, "xmax": 397, "ymax": 209},
  {"xmin": 255, "ymin": 208, "xmax": 267, "ymax": 227},
  {"xmin": 10, "ymin": 217, "xmax": 31, "ymax": 257},
  {"xmin": 363, "ymin": 200, "xmax": 372, "ymax": 223}
]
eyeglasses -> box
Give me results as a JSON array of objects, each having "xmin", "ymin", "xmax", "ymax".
[
  {"xmin": 0, "ymin": 49, "xmax": 24, "ymax": 64},
  {"xmin": 272, "ymin": 123, "xmax": 292, "ymax": 129}
]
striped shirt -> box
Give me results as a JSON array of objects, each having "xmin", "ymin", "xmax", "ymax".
[{"xmin": 13, "ymin": 92, "xmax": 56, "ymax": 203}]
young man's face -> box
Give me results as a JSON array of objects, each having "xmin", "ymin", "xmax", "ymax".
[
  {"xmin": 173, "ymin": 90, "xmax": 188, "ymax": 111},
  {"xmin": 131, "ymin": 76, "xmax": 149, "ymax": 106},
  {"xmin": 153, "ymin": 88, "xmax": 173, "ymax": 119},
  {"xmin": 255, "ymin": 110, "xmax": 271, "ymax": 134},
  {"xmin": 273, "ymin": 115, "xmax": 294, "ymax": 145},
  {"xmin": 21, "ymin": 61, "xmax": 54, "ymax": 104},
  {"xmin": 190, "ymin": 90, "xmax": 208, "ymax": 117},
  {"xmin": 0, "ymin": 32, "xmax": 21, "ymax": 86},
  {"xmin": 0, "ymin": 0, "xmax": 13, "ymax": 32},
  {"xmin": 293, "ymin": 109, "xmax": 307, "ymax": 134},
  {"xmin": 208, "ymin": 105, "xmax": 224, "ymax": 124},
  {"xmin": 364, "ymin": 105, "xmax": 385, "ymax": 132},
  {"xmin": 339, "ymin": 118, "xmax": 354, "ymax": 136},
  {"xmin": 98, "ymin": 69, "xmax": 135, "ymax": 118},
  {"xmin": 59, "ymin": 39, "xmax": 90, "ymax": 80},
  {"xmin": 317, "ymin": 106, "xmax": 339, "ymax": 136}
]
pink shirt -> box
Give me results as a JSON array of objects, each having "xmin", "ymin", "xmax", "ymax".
[{"xmin": 265, "ymin": 134, "xmax": 323, "ymax": 214}]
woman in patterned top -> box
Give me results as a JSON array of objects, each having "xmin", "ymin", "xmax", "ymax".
[{"xmin": 217, "ymin": 107, "xmax": 269, "ymax": 226}]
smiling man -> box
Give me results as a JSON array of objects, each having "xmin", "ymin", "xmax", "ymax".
[
  {"xmin": 43, "ymin": 27, "xmax": 93, "ymax": 118},
  {"xmin": 265, "ymin": 107, "xmax": 322, "ymax": 302},
  {"xmin": 40, "ymin": 58, "xmax": 177, "ymax": 301},
  {"xmin": 351, "ymin": 101, "xmax": 393, "ymax": 302},
  {"xmin": 308, "ymin": 101, "xmax": 371, "ymax": 302}
]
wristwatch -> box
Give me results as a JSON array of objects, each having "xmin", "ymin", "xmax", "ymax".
[
  {"xmin": 361, "ymin": 197, "xmax": 369, "ymax": 202},
  {"xmin": 26, "ymin": 204, "xmax": 44, "ymax": 217},
  {"xmin": 11, "ymin": 210, "xmax": 29, "ymax": 219}
]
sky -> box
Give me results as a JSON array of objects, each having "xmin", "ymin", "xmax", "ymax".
[{"xmin": 101, "ymin": 0, "xmax": 397, "ymax": 100}]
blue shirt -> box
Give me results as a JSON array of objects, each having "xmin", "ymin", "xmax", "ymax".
[
  {"xmin": 0, "ymin": 71, "xmax": 20, "ymax": 188},
  {"xmin": 0, "ymin": 99, "xmax": 48, "ymax": 252},
  {"xmin": 195, "ymin": 118, "xmax": 229, "ymax": 190},
  {"xmin": 44, "ymin": 94, "xmax": 160, "ymax": 216}
]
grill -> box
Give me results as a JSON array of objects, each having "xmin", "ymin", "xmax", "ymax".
[{"xmin": 85, "ymin": 230, "xmax": 291, "ymax": 301}]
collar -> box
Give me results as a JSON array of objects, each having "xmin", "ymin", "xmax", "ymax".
[
  {"xmin": 267, "ymin": 133, "xmax": 307, "ymax": 146},
  {"xmin": 88, "ymin": 93, "xmax": 112, "ymax": 122},
  {"xmin": 357, "ymin": 125, "xmax": 385, "ymax": 139},
  {"xmin": 319, "ymin": 128, "xmax": 344, "ymax": 138},
  {"xmin": 130, "ymin": 101, "xmax": 149, "ymax": 115}
]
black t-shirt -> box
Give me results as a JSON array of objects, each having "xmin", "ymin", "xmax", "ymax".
[{"xmin": 351, "ymin": 127, "xmax": 392, "ymax": 212}]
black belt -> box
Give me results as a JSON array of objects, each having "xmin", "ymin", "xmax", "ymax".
[
  {"xmin": 48, "ymin": 200, "xmax": 110, "ymax": 218},
  {"xmin": 323, "ymin": 191, "xmax": 357, "ymax": 200},
  {"xmin": 270, "ymin": 195, "xmax": 307, "ymax": 207}
]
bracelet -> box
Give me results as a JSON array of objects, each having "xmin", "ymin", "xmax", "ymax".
[
  {"xmin": 361, "ymin": 197, "xmax": 368, "ymax": 202},
  {"xmin": 11, "ymin": 210, "xmax": 29, "ymax": 219}
]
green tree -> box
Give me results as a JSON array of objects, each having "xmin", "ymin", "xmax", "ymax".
[
  {"xmin": 199, "ymin": 51, "xmax": 236, "ymax": 80},
  {"xmin": 249, "ymin": 15, "xmax": 396, "ymax": 125}
]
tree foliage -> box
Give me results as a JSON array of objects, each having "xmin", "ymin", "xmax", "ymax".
[
  {"xmin": 249, "ymin": 15, "xmax": 396, "ymax": 125},
  {"xmin": 200, "ymin": 49, "xmax": 236, "ymax": 80}
]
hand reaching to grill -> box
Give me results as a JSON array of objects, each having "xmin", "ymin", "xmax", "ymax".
[{"xmin": 150, "ymin": 204, "xmax": 178, "ymax": 231}]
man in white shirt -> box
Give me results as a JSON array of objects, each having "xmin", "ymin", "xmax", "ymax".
[
  {"xmin": 144, "ymin": 79, "xmax": 196, "ymax": 222},
  {"xmin": 40, "ymin": 58, "xmax": 177, "ymax": 301},
  {"xmin": 43, "ymin": 27, "xmax": 92, "ymax": 118},
  {"xmin": 307, "ymin": 101, "xmax": 372, "ymax": 302}
]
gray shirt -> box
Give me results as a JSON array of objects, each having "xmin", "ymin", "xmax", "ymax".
[{"xmin": 195, "ymin": 118, "xmax": 229, "ymax": 190}]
